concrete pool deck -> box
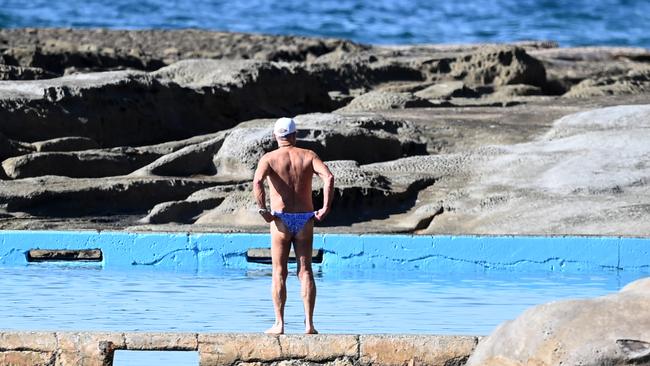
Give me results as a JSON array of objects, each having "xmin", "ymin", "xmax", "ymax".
[
  {"xmin": 0, "ymin": 230, "xmax": 649, "ymax": 272},
  {"xmin": 0, "ymin": 331, "xmax": 479, "ymax": 366}
]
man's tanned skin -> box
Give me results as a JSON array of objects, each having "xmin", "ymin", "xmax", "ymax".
[{"xmin": 253, "ymin": 131, "xmax": 334, "ymax": 335}]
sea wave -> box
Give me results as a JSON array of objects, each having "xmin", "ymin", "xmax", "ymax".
[{"xmin": 0, "ymin": 0, "xmax": 649, "ymax": 46}]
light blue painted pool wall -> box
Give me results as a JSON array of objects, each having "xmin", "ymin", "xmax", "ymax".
[
  {"xmin": 0, "ymin": 231, "xmax": 648, "ymax": 273},
  {"xmin": 320, "ymin": 235, "xmax": 628, "ymax": 271}
]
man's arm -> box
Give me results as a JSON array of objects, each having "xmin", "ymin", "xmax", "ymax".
[
  {"xmin": 253, "ymin": 155, "xmax": 274, "ymax": 223},
  {"xmin": 312, "ymin": 154, "xmax": 334, "ymax": 221}
]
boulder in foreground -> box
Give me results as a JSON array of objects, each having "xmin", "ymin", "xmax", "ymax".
[{"xmin": 466, "ymin": 277, "xmax": 650, "ymax": 366}]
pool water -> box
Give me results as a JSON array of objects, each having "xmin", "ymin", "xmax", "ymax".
[
  {"xmin": 0, "ymin": 264, "xmax": 644, "ymax": 335},
  {"xmin": 113, "ymin": 350, "xmax": 198, "ymax": 366}
]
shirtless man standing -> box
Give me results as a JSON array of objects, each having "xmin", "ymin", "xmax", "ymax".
[{"xmin": 253, "ymin": 117, "xmax": 334, "ymax": 335}]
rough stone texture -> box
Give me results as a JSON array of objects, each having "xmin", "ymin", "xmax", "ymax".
[
  {"xmin": 0, "ymin": 332, "xmax": 479, "ymax": 366},
  {"xmin": 293, "ymin": 113, "xmax": 427, "ymax": 164},
  {"xmin": 164, "ymin": 114, "xmax": 432, "ymax": 228},
  {"xmin": 31, "ymin": 136, "xmax": 99, "ymax": 152},
  {"xmin": 419, "ymin": 104, "xmax": 650, "ymax": 236},
  {"xmin": 466, "ymin": 277, "xmax": 650, "ymax": 366},
  {"xmin": 140, "ymin": 195, "xmax": 226, "ymax": 224},
  {"xmin": 336, "ymin": 91, "xmax": 434, "ymax": 112},
  {"xmin": 450, "ymin": 46, "xmax": 547, "ymax": 87},
  {"xmin": 199, "ymin": 334, "xmax": 283, "ymax": 365},
  {"xmin": 152, "ymin": 59, "xmax": 334, "ymax": 120},
  {"xmin": 238, "ymin": 358, "xmax": 357, "ymax": 366},
  {"xmin": 307, "ymin": 51, "xmax": 425, "ymax": 92},
  {"xmin": 0, "ymin": 176, "xmax": 216, "ymax": 216},
  {"xmin": 1, "ymin": 29, "xmax": 650, "ymax": 234},
  {"xmin": 130, "ymin": 134, "xmax": 227, "ymax": 177},
  {"xmin": 124, "ymin": 332, "xmax": 198, "ymax": 350},
  {"xmin": 139, "ymin": 200, "xmax": 206, "ymax": 224},
  {"xmin": 140, "ymin": 184, "xmax": 242, "ymax": 225},
  {"xmin": 212, "ymin": 113, "xmax": 426, "ymax": 181},
  {"xmin": 132, "ymin": 131, "xmax": 228, "ymax": 156},
  {"xmin": 0, "ymin": 60, "xmax": 331, "ymax": 147},
  {"xmin": 0, "ymin": 39, "xmax": 162, "ymax": 75},
  {"xmin": 212, "ymin": 126, "xmax": 275, "ymax": 181},
  {"xmin": 0, "ymin": 132, "xmax": 31, "ymax": 162},
  {"xmin": 531, "ymin": 46, "xmax": 650, "ymax": 96},
  {"xmin": 529, "ymin": 46, "xmax": 650, "ymax": 62},
  {"xmin": 0, "ymin": 331, "xmax": 58, "ymax": 351},
  {"xmin": 414, "ymin": 81, "xmax": 480, "ymax": 100},
  {"xmin": 0, "ymin": 64, "xmax": 57, "ymax": 80},
  {"xmin": 564, "ymin": 67, "xmax": 650, "ymax": 98},
  {"xmin": 278, "ymin": 335, "xmax": 358, "ymax": 362},
  {"xmin": 56, "ymin": 332, "xmax": 125, "ymax": 366},
  {"xmin": 2, "ymin": 149, "xmax": 160, "ymax": 179},
  {"xmin": 0, "ymin": 70, "xmax": 221, "ymax": 146},
  {"xmin": 490, "ymin": 84, "xmax": 543, "ymax": 98},
  {"xmin": 0, "ymin": 351, "xmax": 55, "ymax": 366},
  {"xmin": 0, "ymin": 28, "xmax": 366, "ymax": 73},
  {"xmin": 300, "ymin": 104, "xmax": 650, "ymax": 236},
  {"xmin": 360, "ymin": 335, "xmax": 478, "ymax": 366}
]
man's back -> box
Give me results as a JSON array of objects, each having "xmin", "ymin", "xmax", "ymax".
[
  {"xmin": 252, "ymin": 117, "xmax": 334, "ymax": 335},
  {"xmin": 263, "ymin": 146, "xmax": 316, "ymax": 212}
]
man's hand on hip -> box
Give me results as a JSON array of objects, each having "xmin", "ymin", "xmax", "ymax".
[
  {"xmin": 260, "ymin": 211, "xmax": 275, "ymax": 223},
  {"xmin": 314, "ymin": 207, "xmax": 330, "ymax": 222}
]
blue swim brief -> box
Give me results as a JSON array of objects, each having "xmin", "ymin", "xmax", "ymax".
[{"xmin": 272, "ymin": 210, "xmax": 317, "ymax": 235}]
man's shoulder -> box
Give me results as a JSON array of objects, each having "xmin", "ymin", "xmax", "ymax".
[
  {"xmin": 263, "ymin": 147, "xmax": 317, "ymax": 161},
  {"xmin": 261, "ymin": 149, "xmax": 281, "ymax": 159},
  {"xmin": 294, "ymin": 147, "xmax": 317, "ymax": 158}
]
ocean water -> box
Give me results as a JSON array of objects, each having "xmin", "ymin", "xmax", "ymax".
[{"xmin": 1, "ymin": 0, "xmax": 649, "ymax": 47}]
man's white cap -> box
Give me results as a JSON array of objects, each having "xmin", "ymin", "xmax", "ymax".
[{"xmin": 274, "ymin": 117, "xmax": 297, "ymax": 137}]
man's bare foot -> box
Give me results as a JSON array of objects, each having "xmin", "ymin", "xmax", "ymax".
[
  {"xmin": 265, "ymin": 323, "xmax": 284, "ymax": 335},
  {"xmin": 305, "ymin": 327, "xmax": 318, "ymax": 334}
]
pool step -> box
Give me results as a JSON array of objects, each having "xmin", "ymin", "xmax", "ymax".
[{"xmin": 246, "ymin": 248, "xmax": 323, "ymax": 264}]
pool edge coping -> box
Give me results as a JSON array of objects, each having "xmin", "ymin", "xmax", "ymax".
[{"xmin": 0, "ymin": 331, "xmax": 481, "ymax": 366}]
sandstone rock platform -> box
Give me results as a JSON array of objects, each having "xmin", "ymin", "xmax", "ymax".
[{"xmin": 0, "ymin": 29, "xmax": 649, "ymax": 235}]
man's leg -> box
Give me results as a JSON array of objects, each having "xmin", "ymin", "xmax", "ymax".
[
  {"xmin": 294, "ymin": 220, "xmax": 318, "ymax": 334},
  {"xmin": 266, "ymin": 219, "xmax": 291, "ymax": 334}
]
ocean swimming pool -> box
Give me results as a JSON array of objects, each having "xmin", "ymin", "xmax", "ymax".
[
  {"xmin": 0, "ymin": 264, "xmax": 645, "ymax": 335},
  {"xmin": 0, "ymin": 231, "xmax": 648, "ymax": 335}
]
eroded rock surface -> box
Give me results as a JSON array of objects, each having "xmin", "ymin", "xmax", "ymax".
[
  {"xmin": 564, "ymin": 67, "xmax": 650, "ymax": 98},
  {"xmin": 0, "ymin": 29, "xmax": 649, "ymax": 234},
  {"xmin": 0, "ymin": 64, "xmax": 57, "ymax": 80},
  {"xmin": 0, "ymin": 60, "xmax": 331, "ymax": 147},
  {"xmin": 466, "ymin": 277, "xmax": 650, "ymax": 366},
  {"xmin": 212, "ymin": 113, "xmax": 426, "ymax": 181},
  {"xmin": 0, "ymin": 176, "xmax": 215, "ymax": 216},
  {"xmin": 131, "ymin": 133, "xmax": 228, "ymax": 177},
  {"xmin": 0, "ymin": 28, "xmax": 367, "ymax": 74},
  {"xmin": 2, "ymin": 149, "xmax": 158, "ymax": 179},
  {"xmin": 450, "ymin": 46, "xmax": 547, "ymax": 87},
  {"xmin": 419, "ymin": 104, "xmax": 650, "ymax": 236},
  {"xmin": 336, "ymin": 91, "xmax": 434, "ymax": 112},
  {"xmin": 31, "ymin": 136, "xmax": 99, "ymax": 152}
]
